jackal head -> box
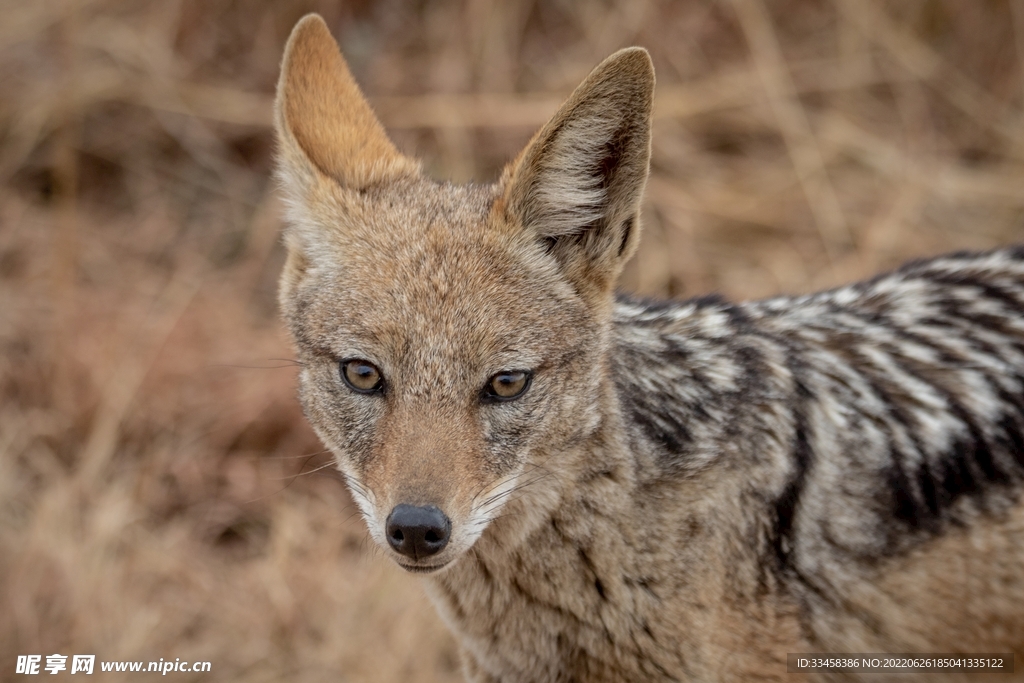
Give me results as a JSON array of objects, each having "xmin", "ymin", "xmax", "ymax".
[{"xmin": 274, "ymin": 14, "xmax": 653, "ymax": 573}]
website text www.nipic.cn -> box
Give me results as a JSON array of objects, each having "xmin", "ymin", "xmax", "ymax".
[{"xmin": 16, "ymin": 655, "xmax": 212, "ymax": 675}]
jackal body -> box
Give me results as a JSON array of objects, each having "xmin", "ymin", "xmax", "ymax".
[{"xmin": 274, "ymin": 15, "xmax": 1024, "ymax": 682}]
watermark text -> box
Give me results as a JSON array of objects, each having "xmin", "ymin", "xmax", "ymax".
[{"xmin": 16, "ymin": 655, "xmax": 211, "ymax": 676}]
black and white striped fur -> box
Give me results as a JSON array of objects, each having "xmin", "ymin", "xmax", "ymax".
[{"xmin": 611, "ymin": 247, "xmax": 1024, "ymax": 664}]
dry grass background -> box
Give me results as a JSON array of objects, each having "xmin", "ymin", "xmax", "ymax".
[{"xmin": 2, "ymin": 0, "xmax": 1024, "ymax": 680}]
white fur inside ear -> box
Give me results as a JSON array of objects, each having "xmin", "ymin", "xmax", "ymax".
[
  {"xmin": 274, "ymin": 156, "xmax": 319, "ymax": 232},
  {"xmin": 276, "ymin": 181, "xmax": 320, "ymax": 251},
  {"xmin": 273, "ymin": 164, "xmax": 349, "ymax": 269},
  {"xmin": 529, "ymin": 112, "xmax": 620, "ymax": 237},
  {"xmin": 274, "ymin": 195, "xmax": 342, "ymax": 291}
]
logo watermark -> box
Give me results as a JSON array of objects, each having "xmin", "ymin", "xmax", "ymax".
[{"xmin": 16, "ymin": 655, "xmax": 211, "ymax": 676}]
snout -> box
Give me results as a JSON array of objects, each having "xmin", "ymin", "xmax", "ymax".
[{"xmin": 385, "ymin": 504, "xmax": 451, "ymax": 560}]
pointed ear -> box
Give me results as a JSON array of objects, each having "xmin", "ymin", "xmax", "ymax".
[
  {"xmin": 498, "ymin": 48, "xmax": 654, "ymax": 300},
  {"xmin": 274, "ymin": 14, "xmax": 418, "ymax": 194}
]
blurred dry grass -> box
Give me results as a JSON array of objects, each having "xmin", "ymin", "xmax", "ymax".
[{"xmin": 2, "ymin": 0, "xmax": 1024, "ymax": 680}]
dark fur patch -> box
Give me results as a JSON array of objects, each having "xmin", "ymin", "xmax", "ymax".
[
  {"xmin": 618, "ymin": 215, "xmax": 635, "ymax": 257},
  {"xmin": 627, "ymin": 403, "xmax": 691, "ymax": 456},
  {"xmin": 773, "ymin": 412, "xmax": 812, "ymax": 569}
]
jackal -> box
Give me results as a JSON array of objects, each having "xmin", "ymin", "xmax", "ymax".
[{"xmin": 273, "ymin": 14, "xmax": 1024, "ymax": 683}]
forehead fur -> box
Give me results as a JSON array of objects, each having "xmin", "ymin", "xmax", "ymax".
[{"xmin": 285, "ymin": 177, "xmax": 593, "ymax": 383}]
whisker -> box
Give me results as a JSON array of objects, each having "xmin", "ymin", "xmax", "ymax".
[
  {"xmin": 268, "ymin": 357, "xmax": 306, "ymax": 366},
  {"xmin": 260, "ymin": 448, "xmax": 334, "ymax": 461},
  {"xmin": 277, "ymin": 459, "xmax": 339, "ymax": 479},
  {"xmin": 205, "ymin": 358, "xmax": 305, "ymax": 370},
  {"xmin": 342, "ymin": 508, "xmax": 366, "ymax": 526},
  {"xmin": 480, "ymin": 471, "xmax": 554, "ymax": 509},
  {"xmin": 342, "ymin": 476, "xmax": 372, "ymax": 499},
  {"xmin": 471, "ymin": 472, "xmax": 520, "ymax": 505},
  {"xmin": 471, "ymin": 461, "xmax": 552, "ymax": 506}
]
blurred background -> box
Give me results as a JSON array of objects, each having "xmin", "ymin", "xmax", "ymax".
[{"xmin": 2, "ymin": 0, "xmax": 1024, "ymax": 680}]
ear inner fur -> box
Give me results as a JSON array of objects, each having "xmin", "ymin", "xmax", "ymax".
[
  {"xmin": 275, "ymin": 14, "xmax": 418, "ymax": 190},
  {"xmin": 498, "ymin": 47, "xmax": 654, "ymax": 298}
]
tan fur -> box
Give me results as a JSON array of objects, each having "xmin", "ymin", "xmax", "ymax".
[
  {"xmin": 274, "ymin": 15, "xmax": 1024, "ymax": 682},
  {"xmin": 823, "ymin": 501, "xmax": 1024, "ymax": 655},
  {"xmin": 275, "ymin": 15, "xmax": 419, "ymax": 191}
]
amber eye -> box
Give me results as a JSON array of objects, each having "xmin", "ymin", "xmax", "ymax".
[
  {"xmin": 483, "ymin": 370, "xmax": 531, "ymax": 402},
  {"xmin": 340, "ymin": 359, "xmax": 384, "ymax": 394}
]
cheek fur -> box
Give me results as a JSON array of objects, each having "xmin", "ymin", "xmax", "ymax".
[
  {"xmin": 479, "ymin": 387, "xmax": 554, "ymax": 475},
  {"xmin": 462, "ymin": 466, "xmax": 526, "ymax": 542},
  {"xmin": 333, "ymin": 458, "xmax": 383, "ymax": 538},
  {"xmin": 299, "ymin": 362, "xmax": 386, "ymax": 469}
]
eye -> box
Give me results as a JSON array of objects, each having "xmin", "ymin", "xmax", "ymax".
[
  {"xmin": 340, "ymin": 359, "xmax": 384, "ymax": 394},
  {"xmin": 482, "ymin": 370, "xmax": 532, "ymax": 402}
]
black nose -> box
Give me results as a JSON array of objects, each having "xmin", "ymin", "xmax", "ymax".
[{"xmin": 385, "ymin": 504, "xmax": 451, "ymax": 559}]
